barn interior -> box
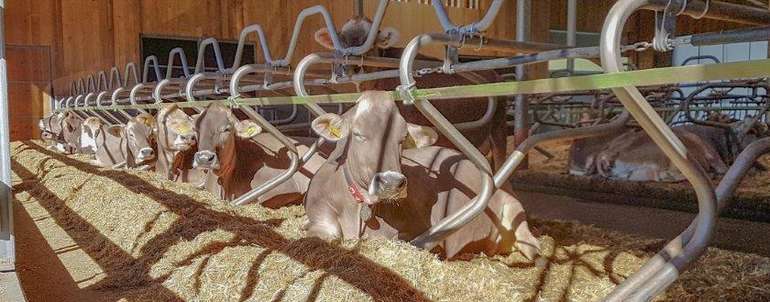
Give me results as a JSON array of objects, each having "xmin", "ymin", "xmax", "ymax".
[{"xmin": 2, "ymin": 0, "xmax": 770, "ymax": 301}]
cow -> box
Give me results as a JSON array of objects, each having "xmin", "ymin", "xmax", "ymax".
[
  {"xmin": 123, "ymin": 113, "xmax": 157, "ymax": 169},
  {"xmin": 39, "ymin": 112, "xmax": 64, "ymax": 143},
  {"xmin": 313, "ymin": 17, "xmax": 509, "ymax": 171},
  {"xmin": 81, "ymin": 114, "xmax": 157, "ymax": 169},
  {"xmin": 192, "ymin": 102, "xmax": 326, "ymax": 207},
  {"xmin": 586, "ymin": 127, "xmax": 728, "ymax": 182},
  {"xmin": 572, "ymin": 116, "xmax": 767, "ymax": 182},
  {"xmin": 155, "ymin": 104, "xmax": 210, "ymax": 187},
  {"xmin": 303, "ymin": 91, "xmax": 540, "ymax": 260},
  {"xmin": 60, "ymin": 111, "xmax": 84, "ymax": 154}
]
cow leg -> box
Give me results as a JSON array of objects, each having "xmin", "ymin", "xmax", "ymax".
[
  {"xmin": 497, "ymin": 199, "xmax": 541, "ymax": 260},
  {"xmin": 305, "ymin": 220, "xmax": 343, "ymax": 242}
]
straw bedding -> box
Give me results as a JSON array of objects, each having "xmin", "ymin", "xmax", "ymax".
[{"xmin": 10, "ymin": 140, "xmax": 770, "ymax": 301}]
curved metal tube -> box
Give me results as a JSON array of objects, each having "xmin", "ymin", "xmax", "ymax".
[
  {"xmin": 96, "ymin": 71, "xmax": 109, "ymax": 91},
  {"xmin": 399, "ymin": 34, "xmax": 494, "ymax": 250},
  {"xmin": 194, "ymin": 38, "xmax": 226, "ymax": 74},
  {"xmin": 228, "ymin": 64, "xmax": 298, "ymax": 125},
  {"xmin": 431, "ymin": 0, "xmax": 503, "ymax": 33},
  {"xmin": 142, "ymin": 55, "xmax": 162, "ymax": 83},
  {"xmin": 232, "ymin": 24, "xmax": 277, "ymax": 67},
  {"xmin": 600, "ymin": 1, "xmax": 717, "ymax": 300},
  {"xmin": 124, "ymin": 62, "xmax": 139, "ymax": 87},
  {"xmin": 282, "ymin": 0, "xmax": 388, "ymax": 64},
  {"xmin": 229, "ymin": 70, "xmax": 302, "ymax": 206},
  {"xmin": 109, "ymin": 67, "xmax": 122, "ymax": 90},
  {"xmin": 166, "ymin": 47, "xmax": 191, "ymax": 79},
  {"xmin": 681, "ymin": 54, "xmax": 721, "ymax": 65}
]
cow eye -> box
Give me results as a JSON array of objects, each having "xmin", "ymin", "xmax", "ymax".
[{"xmin": 353, "ymin": 131, "xmax": 366, "ymax": 142}]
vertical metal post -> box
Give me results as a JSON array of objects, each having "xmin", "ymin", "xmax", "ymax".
[
  {"xmin": 0, "ymin": 0, "xmax": 15, "ymax": 271},
  {"xmin": 566, "ymin": 0, "xmax": 578, "ymax": 74},
  {"xmin": 354, "ymin": 0, "xmax": 364, "ymax": 17},
  {"xmin": 514, "ymin": 0, "xmax": 530, "ymax": 169}
]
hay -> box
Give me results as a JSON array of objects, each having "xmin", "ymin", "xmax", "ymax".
[{"xmin": 11, "ymin": 140, "xmax": 770, "ymax": 301}]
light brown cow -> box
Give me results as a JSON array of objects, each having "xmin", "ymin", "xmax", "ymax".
[
  {"xmin": 314, "ymin": 18, "xmax": 509, "ymax": 171},
  {"xmin": 60, "ymin": 111, "xmax": 84, "ymax": 154},
  {"xmin": 82, "ymin": 114, "xmax": 157, "ymax": 169},
  {"xmin": 39, "ymin": 112, "xmax": 65, "ymax": 144},
  {"xmin": 586, "ymin": 127, "xmax": 728, "ymax": 182},
  {"xmin": 155, "ymin": 104, "xmax": 210, "ymax": 186},
  {"xmin": 192, "ymin": 103, "xmax": 326, "ymax": 207},
  {"xmin": 303, "ymin": 91, "xmax": 540, "ymax": 260}
]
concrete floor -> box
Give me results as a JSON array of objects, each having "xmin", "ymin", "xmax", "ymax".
[
  {"xmin": 0, "ymin": 271, "xmax": 26, "ymax": 301},
  {"xmin": 517, "ymin": 190, "xmax": 770, "ymax": 257}
]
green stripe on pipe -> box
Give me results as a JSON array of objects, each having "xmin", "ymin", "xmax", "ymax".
[{"xmin": 63, "ymin": 58, "xmax": 770, "ymax": 112}]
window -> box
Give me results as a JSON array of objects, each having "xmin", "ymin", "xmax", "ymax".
[{"xmin": 140, "ymin": 35, "xmax": 257, "ymax": 82}]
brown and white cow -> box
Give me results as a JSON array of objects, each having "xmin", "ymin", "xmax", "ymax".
[
  {"xmin": 303, "ymin": 91, "xmax": 540, "ymax": 260},
  {"xmin": 192, "ymin": 103, "xmax": 326, "ymax": 207},
  {"xmin": 571, "ymin": 115, "xmax": 767, "ymax": 182},
  {"xmin": 81, "ymin": 114, "xmax": 157, "ymax": 169},
  {"xmin": 313, "ymin": 18, "xmax": 509, "ymax": 171},
  {"xmin": 54, "ymin": 111, "xmax": 83, "ymax": 154},
  {"xmin": 39, "ymin": 112, "xmax": 65, "ymax": 144},
  {"xmin": 585, "ymin": 127, "xmax": 728, "ymax": 182},
  {"xmin": 155, "ymin": 104, "xmax": 210, "ymax": 187}
]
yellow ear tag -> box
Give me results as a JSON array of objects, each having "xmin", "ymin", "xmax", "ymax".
[
  {"xmin": 243, "ymin": 125, "xmax": 259, "ymax": 137},
  {"xmin": 328, "ymin": 125, "xmax": 341, "ymax": 139},
  {"xmin": 173, "ymin": 124, "xmax": 192, "ymax": 134}
]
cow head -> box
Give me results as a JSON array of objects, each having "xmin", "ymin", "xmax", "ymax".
[
  {"xmin": 193, "ymin": 103, "xmax": 262, "ymax": 171},
  {"xmin": 80, "ymin": 117, "xmax": 102, "ymax": 153},
  {"xmin": 312, "ymin": 91, "xmax": 437, "ymax": 204},
  {"xmin": 125, "ymin": 113, "xmax": 157, "ymax": 164},
  {"xmin": 157, "ymin": 104, "xmax": 197, "ymax": 152},
  {"xmin": 61, "ymin": 112, "xmax": 83, "ymax": 153},
  {"xmin": 314, "ymin": 17, "xmax": 400, "ymax": 51},
  {"xmin": 40, "ymin": 112, "xmax": 65, "ymax": 142}
]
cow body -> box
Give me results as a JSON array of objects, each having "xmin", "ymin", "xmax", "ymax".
[
  {"xmin": 193, "ymin": 103, "xmax": 326, "ymax": 206},
  {"xmin": 304, "ymin": 91, "xmax": 539, "ymax": 260}
]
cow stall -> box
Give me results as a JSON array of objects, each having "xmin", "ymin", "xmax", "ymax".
[{"xmin": 7, "ymin": 0, "xmax": 770, "ymax": 301}]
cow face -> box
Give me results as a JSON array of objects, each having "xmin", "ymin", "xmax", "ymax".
[
  {"xmin": 125, "ymin": 113, "xmax": 157, "ymax": 163},
  {"xmin": 193, "ymin": 103, "xmax": 262, "ymax": 170},
  {"xmin": 311, "ymin": 91, "xmax": 436, "ymax": 204},
  {"xmin": 61, "ymin": 112, "xmax": 83, "ymax": 153},
  {"xmin": 157, "ymin": 105, "xmax": 197, "ymax": 152},
  {"xmin": 80, "ymin": 117, "xmax": 102, "ymax": 153},
  {"xmin": 40, "ymin": 112, "xmax": 65, "ymax": 142},
  {"xmin": 314, "ymin": 17, "xmax": 400, "ymax": 51}
]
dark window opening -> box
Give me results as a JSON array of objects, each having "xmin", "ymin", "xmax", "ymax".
[{"xmin": 140, "ymin": 35, "xmax": 257, "ymax": 82}]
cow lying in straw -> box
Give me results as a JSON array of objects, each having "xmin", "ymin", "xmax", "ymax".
[
  {"xmin": 40, "ymin": 111, "xmax": 83, "ymax": 154},
  {"xmin": 155, "ymin": 104, "xmax": 212, "ymax": 187},
  {"xmin": 570, "ymin": 114, "xmax": 767, "ymax": 182},
  {"xmin": 80, "ymin": 114, "xmax": 156, "ymax": 169},
  {"xmin": 303, "ymin": 91, "xmax": 540, "ymax": 260},
  {"xmin": 192, "ymin": 103, "xmax": 326, "ymax": 207}
]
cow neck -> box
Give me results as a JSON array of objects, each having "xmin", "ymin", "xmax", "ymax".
[
  {"xmin": 97, "ymin": 125, "xmax": 126, "ymax": 165},
  {"xmin": 214, "ymin": 133, "xmax": 239, "ymax": 184},
  {"xmin": 338, "ymin": 138, "xmax": 370, "ymax": 204}
]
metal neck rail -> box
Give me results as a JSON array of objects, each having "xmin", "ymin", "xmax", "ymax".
[{"xmin": 60, "ymin": 59, "xmax": 770, "ymax": 113}]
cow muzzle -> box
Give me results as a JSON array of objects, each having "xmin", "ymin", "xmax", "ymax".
[
  {"xmin": 137, "ymin": 147, "xmax": 155, "ymax": 161},
  {"xmin": 193, "ymin": 150, "xmax": 219, "ymax": 169},
  {"xmin": 367, "ymin": 171, "xmax": 407, "ymax": 203}
]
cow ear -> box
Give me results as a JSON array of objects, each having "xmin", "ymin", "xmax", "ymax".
[
  {"xmin": 312, "ymin": 113, "xmax": 349, "ymax": 142},
  {"xmin": 377, "ymin": 27, "xmax": 400, "ymax": 49},
  {"xmin": 404, "ymin": 123, "xmax": 438, "ymax": 149},
  {"xmin": 235, "ymin": 120, "xmax": 262, "ymax": 139},
  {"xmin": 314, "ymin": 27, "xmax": 336, "ymax": 50}
]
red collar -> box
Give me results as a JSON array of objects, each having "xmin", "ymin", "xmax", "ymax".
[{"xmin": 343, "ymin": 163, "xmax": 369, "ymax": 204}]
